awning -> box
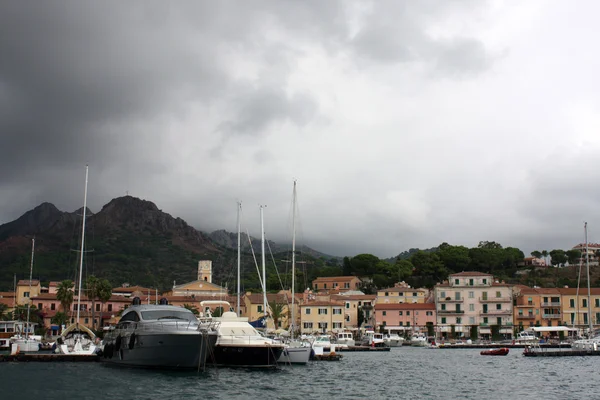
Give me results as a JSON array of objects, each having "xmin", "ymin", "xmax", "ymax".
[
  {"xmin": 479, "ymin": 328, "xmax": 491, "ymax": 334},
  {"xmin": 500, "ymin": 328, "xmax": 512, "ymax": 334}
]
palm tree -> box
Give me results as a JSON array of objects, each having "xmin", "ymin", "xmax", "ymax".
[
  {"xmin": 96, "ymin": 279, "xmax": 113, "ymax": 329},
  {"xmin": 85, "ymin": 276, "xmax": 100, "ymax": 330},
  {"xmin": 56, "ymin": 280, "xmax": 74, "ymax": 316},
  {"xmin": 269, "ymin": 301, "xmax": 287, "ymax": 329},
  {"xmin": 0, "ymin": 303, "xmax": 8, "ymax": 320}
]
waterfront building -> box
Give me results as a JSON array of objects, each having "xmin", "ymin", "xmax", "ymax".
[
  {"xmin": 299, "ymin": 299, "xmax": 345, "ymax": 334},
  {"xmin": 376, "ymin": 282, "xmax": 429, "ymax": 304},
  {"xmin": 16, "ymin": 279, "xmax": 41, "ymax": 306},
  {"xmin": 374, "ymin": 303, "xmax": 436, "ymax": 336},
  {"xmin": 513, "ymin": 287, "xmax": 561, "ymax": 331},
  {"xmin": 559, "ymin": 287, "xmax": 600, "ymax": 330},
  {"xmin": 312, "ymin": 276, "xmax": 362, "ymax": 293},
  {"xmin": 434, "ymin": 272, "xmax": 513, "ymax": 339},
  {"xmin": 243, "ymin": 292, "xmax": 296, "ymax": 331},
  {"xmin": 332, "ymin": 293, "xmax": 377, "ymax": 330}
]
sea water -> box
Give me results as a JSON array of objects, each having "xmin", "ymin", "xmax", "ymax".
[{"xmin": 1, "ymin": 347, "xmax": 598, "ymax": 399}]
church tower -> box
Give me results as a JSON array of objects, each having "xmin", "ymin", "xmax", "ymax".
[{"xmin": 198, "ymin": 260, "xmax": 212, "ymax": 283}]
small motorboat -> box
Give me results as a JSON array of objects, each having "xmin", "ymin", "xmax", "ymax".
[{"xmin": 480, "ymin": 348, "xmax": 509, "ymax": 356}]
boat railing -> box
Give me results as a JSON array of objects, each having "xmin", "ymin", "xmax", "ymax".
[{"xmin": 116, "ymin": 320, "xmax": 219, "ymax": 333}]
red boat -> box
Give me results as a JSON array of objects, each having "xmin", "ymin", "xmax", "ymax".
[{"xmin": 480, "ymin": 348, "xmax": 509, "ymax": 356}]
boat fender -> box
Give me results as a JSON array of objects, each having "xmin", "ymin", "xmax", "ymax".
[
  {"xmin": 129, "ymin": 333, "xmax": 136, "ymax": 350},
  {"xmin": 115, "ymin": 335, "xmax": 122, "ymax": 350}
]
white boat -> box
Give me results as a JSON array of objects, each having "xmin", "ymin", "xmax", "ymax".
[
  {"xmin": 410, "ymin": 332, "xmax": 428, "ymax": 347},
  {"xmin": 334, "ymin": 331, "xmax": 356, "ymax": 348},
  {"xmin": 383, "ymin": 333, "xmax": 403, "ymax": 347},
  {"xmin": 10, "ymin": 239, "xmax": 42, "ymax": 352},
  {"xmin": 200, "ymin": 300, "xmax": 285, "ymax": 368},
  {"xmin": 515, "ymin": 331, "xmax": 537, "ymax": 344},
  {"xmin": 100, "ymin": 299, "xmax": 218, "ymax": 368},
  {"xmin": 58, "ymin": 166, "xmax": 97, "ymax": 355},
  {"xmin": 276, "ymin": 182, "xmax": 312, "ymax": 365},
  {"xmin": 313, "ymin": 334, "xmax": 333, "ymax": 350},
  {"xmin": 362, "ymin": 330, "xmax": 385, "ymax": 347}
]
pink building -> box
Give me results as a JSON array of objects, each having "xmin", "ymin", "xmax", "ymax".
[{"xmin": 374, "ymin": 303, "xmax": 436, "ymax": 333}]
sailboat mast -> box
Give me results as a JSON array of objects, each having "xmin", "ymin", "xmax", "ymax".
[
  {"xmin": 585, "ymin": 222, "xmax": 593, "ymax": 334},
  {"xmin": 291, "ymin": 181, "xmax": 297, "ymax": 339},
  {"xmin": 25, "ymin": 237, "xmax": 35, "ymax": 339},
  {"xmin": 237, "ymin": 201, "xmax": 241, "ymax": 316},
  {"xmin": 76, "ymin": 165, "xmax": 89, "ymax": 324},
  {"xmin": 260, "ymin": 205, "xmax": 267, "ymax": 317}
]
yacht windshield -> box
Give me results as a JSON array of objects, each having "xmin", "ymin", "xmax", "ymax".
[{"xmin": 141, "ymin": 310, "xmax": 196, "ymax": 322}]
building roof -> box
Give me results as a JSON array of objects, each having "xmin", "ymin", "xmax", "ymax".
[
  {"xmin": 312, "ymin": 276, "xmax": 361, "ymax": 283},
  {"xmin": 378, "ymin": 286, "xmax": 427, "ymax": 293},
  {"xmin": 332, "ymin": 294, "xmax": 376, "ymax": 301},
  {"xmin": 300, "ymin": 301, "xmax": 345, "ymax": 307},
  {"xmin": 112, "ymin": 285, "xmax": 157, "ymax": 294},
  {"xmin": 449, "ymin": 271, "xmax": 493, "ymax": 277},
  {"xmin": 17, "ymin": 279, "xmax": 40, "ymax": 286},
  {"xmin": 374, "ymin": 303, "xmax": 436, "ymax": 311},
  {"xmin": 244, "ymin": 293, "xmax": 295, "ymax": 304}
]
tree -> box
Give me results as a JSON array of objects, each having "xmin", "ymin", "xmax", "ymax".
[
  {"xmin": 51, "ymin": 311, "xmax": 69, "ymax": 328},
  {"xmin": 183, "ymin": 304, "xmax": 199, "ymax": 316},
  {"xmin": 478, "ymin": 241, "xmax": 503, "ymax": 249},
  {"xmin": 269, "ymin": 301, "xmax": 287, "ymax": 329},
  {"xmin": 342, "ymin": 257, "xmax": 352, "ymax": 275},
  {"xmin": 56, "ymin": 280, "xmax": 74, "ymax": 314},
  {"xmin": 408, "ymin": 251, "xmax": 448, "ymax": 288},
  {"xmin": 531, "ymin": 251, "xmax": 542, "ymax": 259},
  {"xmin": 85, "ymin": 275, "xmax": 100, "ymax": 330},
  {"xmin": 565, "ymin": 249, "xmax": 582, "ymax": 266},
  {"xmin": 394, "ymin": 259, "xmax": 414, "ymax": 282},
  {"xmin": 549, "ymin": 250, "xmax": 567, "ymax": 267},
  {"xmin": 541, "ymin": 250, "xmax": 549, "ymax": 265},
  {"xmin": 0, "ymin": 303, "xmax": 8, "ymax": 320},
  {"xmin": 436, "ymin": 243, "xmax": 471, "ymax": 273}
]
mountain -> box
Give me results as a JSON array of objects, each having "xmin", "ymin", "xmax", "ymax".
[{"xmin": 0, "ymin": 196, "xmax": 335, "ymax": 292}]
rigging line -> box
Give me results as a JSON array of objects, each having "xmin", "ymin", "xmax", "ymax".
[
  {"xmin": 245, "ymin": 226, "xmax": 264, "ymax": 291},
  {"xmin": 264, "ymin": 234, "xmax": 292, "ymax": 316}
]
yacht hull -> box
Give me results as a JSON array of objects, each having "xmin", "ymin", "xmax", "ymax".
[
  {"xmin": 211, "ymin": 344, "xmax": 284, "ymax": 368},
  {"xmin": 101, "ymin": 332, "xmax": 217, "ymax": 369},
  {"xmin": 277, "ymin": 346, "xmax": 311, "ymax": 364}
]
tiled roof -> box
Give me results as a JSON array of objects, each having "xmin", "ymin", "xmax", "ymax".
[
  {"xmin": 559, "ymin": 288, "xmax": 600, "ymax": 295},
  {"xmin": 378, "ymin": 287, "xmax": 427, "ymax": 293},
  {"xmin": 312, "ymin": 276, "xmax": 360, "ymax": 282},
  {"xmin": 112, "ymin": 286, "xmax": 157, "ymax": 294},
  {"xmin": 300, "ymin": 301, "xmax": 345, "ymax": 307},
  {"xmin": 244, "ymin": 293, "xmax": 293, "ymax": 304},
  {"xmin": 17, "ymin": 279, "xmax": 40, "ymax": 286},
  {"xmin": 449, "ymin": 271, "xmax": 493, "ymax": 277},
  {"xmin": 332, "ymin": 294, "xmax": 376, "ymax": 301},
  {"xmin": 374, "ymin": 303, "xmax": 436, "ymax": 311}
]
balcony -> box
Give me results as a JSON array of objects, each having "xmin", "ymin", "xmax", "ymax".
[
  {"xmin": 516, "ymin": 314, "xmax": 535, "ymax": 319},
  {"xmin": 479, "ymin": 297, "xmax": 512, "ymax": 303},
  {"xmin": 542, "ymin": 313, "xmax": 562, "ymax": 319},
  {"xmin": 438, "ymin": 297, "xmax": 464, "ymax": 303},
  {"xmin": 479, "ymin": 310, "xmax": 512, "ymax": 316},
  {"xmin": 541, "ymin": 302, "xmax": 561, "ymax": 307},
  {"xmin": 438, "ymin": 310, "xmax": 465, "ymax": 314}
]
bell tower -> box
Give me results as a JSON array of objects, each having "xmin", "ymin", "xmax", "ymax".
[{"xmin": 198, "ymin": 260, "xmax": 212, "ymax": 283}]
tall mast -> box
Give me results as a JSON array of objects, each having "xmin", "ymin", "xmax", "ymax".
[
  {"xmin": 76, "ymin": 165, "xmax": 89, "ymax": 324},
  {"xmin": 291, "ymin": 181, "xmax": 297, "ymax": 339},
  {"xmin": 25, "ymin": 237, "xmax": 35, "ymax": 339},
  {"xmin": 585, "ymin": 222, "xmax": 593, "ymax": 334},
  {"xmin": 260, "ymin": 205, "xmax": 267, "ymax": 317},
  {"xmin": 236, "ymin": 201, "xmax": 241, "ymax": 316}
]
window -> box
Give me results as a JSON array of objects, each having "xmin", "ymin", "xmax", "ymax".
[
  {"xmin": 497, "ymin": 317, "xmax": 502, "ymax": 325},
  {"xmin": 496, "ymin": 304, "xmax": 502, "ymax": 310},
  {"xmin": 528, "ymin": 309, "xmax": 533, "ymax": 316},
  {"xmin": 456, "ymin": 317, "xmax": 462, "ymax": 324},
  {"xmin": 303, "ymin": 322, "xmax": 313, "ymax": 329},
  {"xmin": 469, "ymin": 291, "xmax": 474, "ymax": 299},
  {"xmin": 318, "ymin": 322, "xmax": 328, "ymax": 329},
  {"xmin": 333, "ymin": 308, "xmax": 342, "ymax": 315},
  {"xmin": 483, "ymin": 317, "xmax": 488, "ymax": 324},
  {"xmin": 482, "ymin": 292, "xmax": 488, "ymax": 300},
  {"xmin": 406, "ymin": 322, "xmax": 410, "ymax": 327},
  {"xmin": 483, "ymin": 279, "xmax": 487, "ymax": 284},
  {"xmin": 333, "ymin": 282, "xmax": 338, "ymax": 288},
  {"xmin": 469, "ymin": 317, "xmax": 475, "ymax": 324},
  {"xmin": 398, "ymin": 311, "xmax": 403, "ymax": 316},
  {"xmin": 528, "ymin": 297, "xmax": 533, "ymax": 305},
  {"xmin": 426, "ymin": 311, "xmax": 433, "ymax": 316},
  {"xmin": 441, "ymin": 304, "xmax": 446, "ymax": 311},
  {"xmin": 441, "ymin": 317, "xmax": 446, "ymax": 324},
  {"xmin": 333, "ymin": 322, "xmax": 342, "ymax": 329},
  {"xmin": 399, "ymin": 322, "xmax": 403, "ymax": 326},
  {"xmin": 583, "ymin": 299, "xmax": 588, "ymax": 308},
  {"xmin": 305, "ymin": 308, "xmax": 311, "ymax": 315},
  {"xmin": 324, "ymin": 283, "xmax": 327, "ymax": 289},
  {"xmin": 344, "ymin": 282, "xmax": 350, "ymax": 289},
  {"xmin": 440, "ymin": 291, "xmax": 446, "ymax": 298},
  {"xmin": 258, "ymin": 305, "xmax": 263, "ymax": 313},
  {"xmin": 96, "ymin": 304, "xmax": 100, "ymax": 311},
  {"xmin": 413, "ymin": 292, "xmax": 418, "ymax": 297},
  {"xmin": 38, "ymin": 303, "xmax": 42, "ymax": 309},
  {"xmin": 345, "ymin": 302, "xmax": 350, "ymax": 309},
  {"xmin": 51, "ymin": 303, "xmax": 56, "ymax": 310},
  {"xmin": 406, "ymin": 311, "xmax": 410, "ymax": 316},
  {"xmin": 399, "ymin": 292, "xmax": 404, "ymax": 296},
  {"xmin": 469, "ymin": 279, "xmax": 474, "ymax": 286},
  {"xmin": 108, "ymin": 304, "xmax": 113, "ymax": 312},
  {"xmin": 496, "ymin": 291, "xmax": 501, "ymax": 298},
  {"xmin": 454, "ymin": 279, "xmax": 459, "ymax": 285},
  {"xmin": 469, "ymin": 304, "xmax": 474, "ymax": 311},
  {"xmin": 345, "ymin": 315, "xmax": 350, "ymax": 322},
  {"xmin": 596, "ymin": 299, "xmax": 600, "ymax": 308},
  {"xmin": 318, "ymin": 308, "xmax": 328, "ymax": 315},
  {"xmin": 584, "ymin": 313, "xmax": 588, "ymax": 324},
  {"xmin": 570, "ymin": 299, "xmax": 575, "ymax": 308},
  {"xmin": 383, "ymin": 311, "xmax": 387, "ymax": 316},
  {"xmin": 24, "ymin": 292, "xmax": 30, "ymax": 298},
  {"xmin": 84, "ymin": 318, "xmax": 89, "ymax": 324},
  {"xmin": 518, "ymin": 310, "xmax": 523, "ymax": 316},
  {"xmin": 385, "ymin": 292, "xmax": 389, "ymax": 296},
  {"xmin": 455, "ymin": 292, "xmax": 461, "ymax": 301}
]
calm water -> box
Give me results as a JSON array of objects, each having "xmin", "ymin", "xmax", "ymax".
[{"xmin": 1, "ymin": 347, "xmax": 599, "ymax": 399}]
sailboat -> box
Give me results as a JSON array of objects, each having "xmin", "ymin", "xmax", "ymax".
[
  {"xmin": 277, "ymin": 181, "xmax": 312, "ymax": 364},
  {"xmin": 201, "ymin": 202, "xmax": 284, "ymax": 368},
  {"xmin": 58, "ymin": 165, "xmax": 97, "ymax": 355},
  {"xmin": 10, "ymin": 238, "xmax": 42, "ymax": 352}
]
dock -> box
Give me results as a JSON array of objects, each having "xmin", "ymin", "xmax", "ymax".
[
  {"xmin": 523, "ymin": 348, "xmax": 600, "ymax": 357},
  {"xmin": 0, "ymin": 353, "xmax": 99, "ymax": 362},
  {"xmin": 338, "ymin": 346, "xmax": 391, "ymax": 352},
  {"xmin": 438, "ymin": 343, "xmax": 570, "ymax": 349}
]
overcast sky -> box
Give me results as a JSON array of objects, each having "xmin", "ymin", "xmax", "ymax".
[{"xmin": 1, "ymin": 1, "xmax": 600, "ymax": 258}]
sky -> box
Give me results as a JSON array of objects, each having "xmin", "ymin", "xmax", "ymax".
[{"xmin": 2, "ymin": 1, "xmax": 600, "ymax": 259}]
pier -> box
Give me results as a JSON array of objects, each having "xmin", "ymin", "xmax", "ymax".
[
  {"xmin": 0, "ymin": 353, "xmax": 99, "ymax": 362},
  {"xmin": 338, "ymin": 346, "xmax": 391, "ymax": 352}
]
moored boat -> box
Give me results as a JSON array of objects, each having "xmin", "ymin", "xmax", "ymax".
[
  {"xmin": 480, "ymin": 348, "xmax": 509, "ymax": 356},
  {"xmin": 101, "ymin": 299, "xmax": 218, "ymax": 369}
]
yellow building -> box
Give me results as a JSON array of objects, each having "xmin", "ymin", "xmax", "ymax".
[
  {"xmin": 332, "ymin": 294, "xmax": 376, "ymax": 329},
  {"xmin": 312, "ymin": 276, "xmax": 362, "ymax": 293},
  {"xmin": 376, "ymin": 282, "xmax": 429, "ymax": 304},
  {"xmin": 162, "ymin": 260, "xmax": 228, "ymax": 298},
  {"xmin": 560, "ymin": 288, "xmax": 600, "ymax": 329},
  {"xmin": 243, "ymin": 292, "xmax": 295, "ymax": 331},
  {"xmin": 16, "ymin": 279, "xmax": 41, "ymax": 306},
  {"xmin": 299, "ymin": 299, "xmax": 345, "ymax": 334}
]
